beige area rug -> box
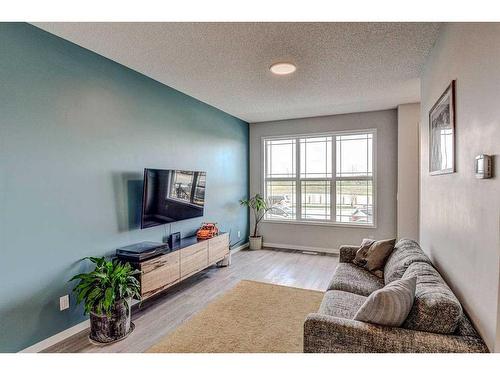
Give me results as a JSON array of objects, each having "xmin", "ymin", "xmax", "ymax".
[{"xmin": 147, "ymin": 280, "xmax": 324, "ymax": 353}]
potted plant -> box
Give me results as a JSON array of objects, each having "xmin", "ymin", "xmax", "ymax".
[
  {"xmin": 240, "ymin": 194, "xmax": 272, "ymax": 250},
  {"xmin": 69, "ymin": 257, "xmax": 141, "ymax": 344}
]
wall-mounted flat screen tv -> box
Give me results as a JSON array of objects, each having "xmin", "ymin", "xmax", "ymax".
[{"xmin": 141, "ymin": 168, "xmax": 206, "ymax": 229}]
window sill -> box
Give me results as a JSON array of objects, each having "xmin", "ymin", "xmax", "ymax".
[{"xmin": 261, "ymin": 219, "xmax": 376, "ymax": 229}]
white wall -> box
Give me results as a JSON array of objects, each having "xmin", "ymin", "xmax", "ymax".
[
  {"xmin": 249, "ymin": 110, "xmax": 398, "ymax": 252},
  {"xmin": 397, "ymin": 103, "xmax": 420, "ymax": 240},
  {"xmin": 420, "ymin": 23, "xmax": 500, "ymax": 352}
]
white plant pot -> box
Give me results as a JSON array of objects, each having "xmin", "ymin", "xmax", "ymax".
[{"xmin": 249, "ymin": 236, "xmax": 263, "ymax": 250}]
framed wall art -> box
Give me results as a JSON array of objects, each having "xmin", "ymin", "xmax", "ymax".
[{"xmin": 429, "ymin": 80, "xmax": 456, "ymax": 175}]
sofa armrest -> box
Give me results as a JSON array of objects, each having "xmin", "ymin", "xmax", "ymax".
[
  {"xmin": 339, "ymin": 245, "xmax": 359, "ymax": 263},
  {"xmin": 304, "ymin": 313, "xmax": 488, "ymax": 353}
]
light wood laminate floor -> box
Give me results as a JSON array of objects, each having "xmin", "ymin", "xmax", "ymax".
[{"xmin": 44, "ymin": 248, "xmax": 338, "ymax": 353}]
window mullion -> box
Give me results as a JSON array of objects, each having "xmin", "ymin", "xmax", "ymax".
[
  {"xmin": 336, "ymin": 176, "xmax": 373, "ymax": 181},
  {"xmin": 263, "ymin": 139, "xmax": 267, "ymax": 199},
  {"xmin": 331, "ymin": 135, "xmax": 336, "ymax": 223},
  {"xmin": 296, "ymin": 138, "xmax": 301, "ymax": 221}
]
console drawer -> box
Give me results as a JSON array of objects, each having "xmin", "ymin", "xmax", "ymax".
[
  {"xmin": 181, "ymin": 248, "xmax": 208, "ymax": 277},
  {"xmin": 208, "ymin": 234, "xmax": 229, "ymax": 263},
  {"xmin": 209, "ymin": 233, "xmax": 229, "ymax": 245},
  {"xmin": 140, "ymin": 252, "xmax": 180, "ymax": 298},
  {"xmin": 180, "ymin": 241, "xmax": 207, "ymax": 259}
]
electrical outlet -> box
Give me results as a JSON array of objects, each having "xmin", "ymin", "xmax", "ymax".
[
  {"xmin": 60, "ymin": 295, "xmax": 69, "ymax": 311},
  {"xmin": 237, "ymin": 231, "xmax": 241, "ymax": 238}
]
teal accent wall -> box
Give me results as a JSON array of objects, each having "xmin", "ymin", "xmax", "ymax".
[{"xmin": 0, "ymin": 23, "xmax": 249, "ymax": 352}]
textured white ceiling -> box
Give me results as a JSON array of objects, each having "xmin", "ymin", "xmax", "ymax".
[{"xmin": 33, "ymin": 22, "xmax": 440, "ymax": 123}]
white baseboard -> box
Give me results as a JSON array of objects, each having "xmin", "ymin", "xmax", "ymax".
[
  {"xmin": 19, "ymin": 319, "xmax": 90, "ymax": 353},
  {"xmin": 263, "ymin": 242, "xmax": 339, "ymax": 255},
  {"xmin": 231, "ymin": 242, "xmax": 249, "ymax": 253},
  {"xmin": 21, "ymin": 242, "xmax": 249, "ymax": 353}
]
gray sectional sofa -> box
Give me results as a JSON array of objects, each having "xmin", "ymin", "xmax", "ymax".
[{"xmin": 304, "ymin": 239, "xmax": 488, "ymax": 353}]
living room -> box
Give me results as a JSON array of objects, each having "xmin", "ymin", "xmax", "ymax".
[{"xmin": 1, "ymin": 0, "xmax": 500, "ymax": 372}]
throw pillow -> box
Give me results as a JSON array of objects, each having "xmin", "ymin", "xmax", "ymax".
[
  {"xmin": 353, "ymin": 276, "xmax": 417, "ymax": 327},
  {"xmin": 353, "ymin": 238, "xmax": 375, "ymax": 268},
  {"xmin": 365, "ymin": 238, "xmax": 396, "ymax": 273},
  {"xmin": 353, "ymin": 238, "xmax": 396, "ymax": 277}
]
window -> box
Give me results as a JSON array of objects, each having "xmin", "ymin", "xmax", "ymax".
[{"xmin": 263, "ymin": 130, "xmax": 375, "ymax": 226}]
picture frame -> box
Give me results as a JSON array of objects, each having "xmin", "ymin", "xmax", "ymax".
[{"xmin": 429, "ymin": 80, "xmax": 456, "ymax": 175}]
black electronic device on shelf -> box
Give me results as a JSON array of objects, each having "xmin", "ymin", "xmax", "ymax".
[
  {"xmin": 116, "ymin": 241, "xmax": 170, "ymax": 262},
  {"xmin": 168, "ymin": 232, "xmax": 181, "ymax": 249}
]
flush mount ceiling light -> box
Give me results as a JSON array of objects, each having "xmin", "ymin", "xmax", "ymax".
[{"xmin": 269, "ymin": 62, "xmax": 296, "ymax": 75}]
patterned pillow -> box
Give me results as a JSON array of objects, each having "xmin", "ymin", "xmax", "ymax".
[{"xmin": 353, "ymin": 277, "xmax": 417, "ymax": 327}]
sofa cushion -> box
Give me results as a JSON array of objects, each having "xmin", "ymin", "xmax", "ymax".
[
  {"xmin": 384, "ymin": 239, "xmax": 431, "ymax": 284},
  {"xmin": 327, "ymin": 263, "xmax": 384, "ymax": 296},
  {"xmin": 353, "ymin": 277, "xmax": 416, "ymax": 327},
  {"xmin": 454, "ymin": 313, "xmax": 482, "ymax": 339},
  {"xmin": 402, "ymin": 262, "xmax": 463, "ymax": 334},
  {"xmin": 319, "ymin": 290, "xmax": 367, "ymax": 319}
]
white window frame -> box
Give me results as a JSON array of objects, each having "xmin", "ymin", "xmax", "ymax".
[{"xmin": 261, "ymin": 129, "xmax": 377, "ymax": 228}]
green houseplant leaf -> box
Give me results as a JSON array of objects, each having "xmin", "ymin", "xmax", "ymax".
[
  {"xmin": 69, "ymin": 256, "xmax": 141, "ymax": 316},
  {"xmin": 240, "ymin": 194, "xmax": 273, "ymax": 237}
]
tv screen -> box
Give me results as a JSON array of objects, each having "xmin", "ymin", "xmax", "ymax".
[{"xmin": 141, "ymin": 168, "xmax": 206, "ymax": 229}]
